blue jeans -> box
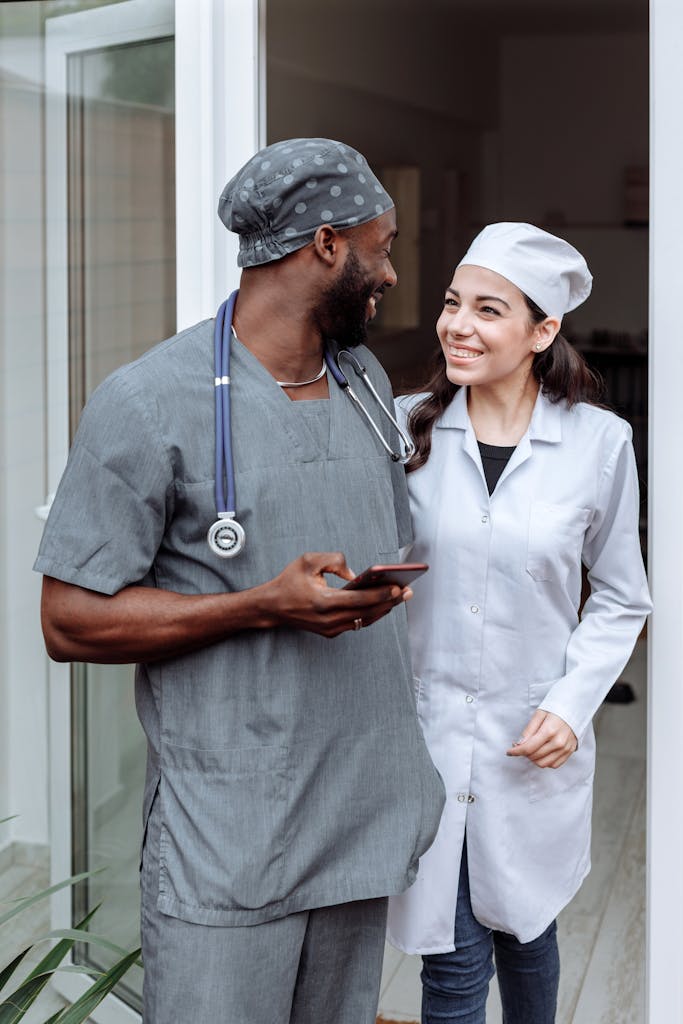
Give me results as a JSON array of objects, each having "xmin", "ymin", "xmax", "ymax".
[{"xmin": 421, "ymin": 845, "xmax": 559, "ymax": 1024}]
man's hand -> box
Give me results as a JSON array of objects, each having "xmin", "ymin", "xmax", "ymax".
[
  {"xmin": 263, "ymin": 551, "xmax": 411, "ymax": 637},
  {"xmin": 506, "ymin": 710, "xmax": 578, "ymax": 769}
]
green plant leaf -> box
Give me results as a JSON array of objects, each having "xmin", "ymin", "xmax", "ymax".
[
  {"xmin": 0, "ymin": 958, "xmax": 69, "ymax": 1023},
  {"xmin": 22, "ymin": 908, "xmax": 100, "ymax": 986},
  {"xmin": 0, "ymin": 973, "xmax": 54, "ymax": 1023},
  {"xmin": 0, "ymin": 865, "xmax": 139, "ymax": 1022},
  {"xmin": 43, "ymin": 1012, "xmax": 65, "ymax": 1024},
  {"xmin": 0, "ymin": 870, "xmax": 104, "ymax": 928},
  {"xmin": 0, "ymin": 950, "xmax": 30, "ymax": 997},
  {"xmin": 45, "ymin": 931, "xmax": 133, "ymax": 960},
  {"xmin": 0, "ymin": 907, "xmax": 98, "ymax": 1022},
  {"xmin": 50, "ymin": 948, "xmax": 141, "ymax": 1024},
  {"xmin": 54, "ymin": 966, "xmax": 105, "ymax": 978}
]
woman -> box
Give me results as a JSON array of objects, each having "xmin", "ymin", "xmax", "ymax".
[{"xmin": 387, "ymin": 223, "xmax": 652, "ymax": 1024}]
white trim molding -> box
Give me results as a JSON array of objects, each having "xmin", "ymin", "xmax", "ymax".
[
  {"xmin": 175, "ymin": 0, "xmax": 264, "ymax": 329},
  {"xmin": 647, "ymin": 0, "xmax": 683, "ymax": 1019}
]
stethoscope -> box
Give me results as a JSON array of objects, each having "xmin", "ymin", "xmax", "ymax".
[{"xmin": 207, "ymin": 289, "xmax": 415, "ymax": 558}]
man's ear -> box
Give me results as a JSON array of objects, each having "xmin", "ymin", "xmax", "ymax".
[{"xmin": 312, "ymin": 224, "xmax": 343, "ymax": 266}]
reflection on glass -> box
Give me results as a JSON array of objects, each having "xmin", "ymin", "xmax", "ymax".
[{"xmin": 67, "ymin": 32, "xmax": 175, "ymax": 1011}]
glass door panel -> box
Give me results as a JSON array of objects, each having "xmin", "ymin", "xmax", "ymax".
[
  {"xmin": 44, "ymin": 2, "xmax": 261, "ymax": 1016},
  {"xmin": 66, "ymin": 26, "xmax": 174, "ymax": 1012}
]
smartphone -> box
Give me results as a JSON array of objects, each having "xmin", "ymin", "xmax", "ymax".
[{"xmin": 343, "ymin": 562, "xmax": 429, "ymax": 590}]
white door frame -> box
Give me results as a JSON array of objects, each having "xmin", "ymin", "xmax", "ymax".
[
  {"xmin": 43, "ymin": 1, "xmax": 262, "ymax": 1018},
  {"xmin": 41, "ymin": 1, "xmax": 683, "ymax": 1019},
  {"xmin": 647, "ymin": 0, "xmax": 683, "ymax": 1019},
  {"xmin": 175, "ymin": 0, "xmax": 266, "ymax": 329}
]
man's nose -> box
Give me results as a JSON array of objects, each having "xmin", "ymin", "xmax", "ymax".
[{"xmin": 384, "ymin": 260, "xmax": 398, "ymax": 289}]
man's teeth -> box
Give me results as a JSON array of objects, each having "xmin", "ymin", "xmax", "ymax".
[{"xmin": 449, "ymin": 347, "xmax": 482, "ymax": 359}]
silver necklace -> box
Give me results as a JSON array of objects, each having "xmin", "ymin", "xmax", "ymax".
[
  {"xmin": 276, "ymin": 359, "xmax": 327, "ymax": 388},
  {"xmin": 231, "ymin": 326, "xmax": 326, "ymax": 388}
]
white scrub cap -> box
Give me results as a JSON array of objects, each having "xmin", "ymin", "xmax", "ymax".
[{"xmin": 457, "ymin": 222, "xmax": 592, "ymax": 319}]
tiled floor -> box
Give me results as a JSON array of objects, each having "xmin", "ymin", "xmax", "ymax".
[{"xmin": 377, "ymin": 640, "xmax": 647, "ymax": 1024}]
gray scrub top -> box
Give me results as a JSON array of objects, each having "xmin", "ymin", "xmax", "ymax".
[{"xmin": 35, "ymin": 318, "xmax": 445, "ymax": 927}]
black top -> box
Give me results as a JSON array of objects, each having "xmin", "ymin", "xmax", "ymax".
[{"xmin": 478, "ymin": 441, "xmax": 516, "ymax": 495}]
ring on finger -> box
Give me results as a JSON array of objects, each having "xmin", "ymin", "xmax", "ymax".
[{"xmin": 353, "ymin": 617, "xmax": 363, "ymax": 631}]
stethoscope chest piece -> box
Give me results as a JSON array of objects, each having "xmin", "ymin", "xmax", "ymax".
[{"xmin": 207, "ymin": 514, "xmax": 246, "ymax": 559}]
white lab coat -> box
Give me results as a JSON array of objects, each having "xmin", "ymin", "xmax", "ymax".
[{"xmin": 387, "ymin": 387, "xmax": 652, "ymax": 952}]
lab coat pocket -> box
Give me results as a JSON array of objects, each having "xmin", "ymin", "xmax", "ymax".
[
  {"xmin": 526, "ymin": 683, "xmax": 594, "ymax": 803},
  {"xmin": 526, "ymin": 502, "xmax": 591, "ymax": 586},
  {"xmin": 158, "ymin": 741, "xmax": 289, "ymax": 915}
]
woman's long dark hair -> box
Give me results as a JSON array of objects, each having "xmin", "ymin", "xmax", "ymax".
[{"xmin": 405, "ymin": 294, "xmax": 604, "ymax": 473}]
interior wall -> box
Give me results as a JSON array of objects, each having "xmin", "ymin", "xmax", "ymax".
[
  {"xmin": 498, "ymin": 32, "xmax": 648, "ymax": 225},
  {"xmin": 267, "ymin": 3, "xmax": 499, "ymax": 127},
  {"xmin": 268, "ymin": 65, "xmax": 485, "ymax": 382},
  {"xmin": 267, "ymin": 8, "xmax": 648, "ymax": 386},
  {"xmin": 494, "ymin": 31, "xmax": 649, "ymax": 337},
  {"xmin": 266, "ymin": 2, "xmax": 499, "ymax": 386}
]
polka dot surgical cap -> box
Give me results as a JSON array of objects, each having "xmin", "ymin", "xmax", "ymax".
[{"xmin": 218, "ymin": 138, "xmax": 394, "ymax": 268}]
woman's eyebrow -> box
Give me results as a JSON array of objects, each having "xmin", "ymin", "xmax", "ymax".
[{"xmin": 446, "ymin": 287, "xmax": 511, "ymax": 310}]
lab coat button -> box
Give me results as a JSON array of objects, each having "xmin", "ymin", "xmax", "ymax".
[
  {"xmin": 470, "ymin": 604, "xmax": 479, "ymax": 614},
  {"xmin": 481, "ymin": 514, "xmax": 489, "ymax": 523},
  {"xmin": 457, "ymin": 793, "xmax": 466, "ymax": 802},
  {"xmin": 467, "ymin": 795, "xmax": 476, "ymax": 803},
  {"xmin": 465, "ymin": 695, "xmax": 474, "ymax": 703}
]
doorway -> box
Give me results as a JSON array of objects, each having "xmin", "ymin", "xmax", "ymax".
[{"xmin": 265, "ymin": 1, "xmax": 649, "ymax": 1019}]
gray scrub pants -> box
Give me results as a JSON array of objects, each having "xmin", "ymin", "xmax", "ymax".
[{"xmin": 140, "ymin": 806, "xmax": 388, "ymax": 1023}]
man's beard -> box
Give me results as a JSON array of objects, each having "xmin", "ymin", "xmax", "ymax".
[{"xmin": 316, "ymin": 248, "xmax": 378, "ymax": 349}]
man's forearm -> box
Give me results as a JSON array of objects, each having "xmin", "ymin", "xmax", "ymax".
[
  {"xmin": 41, "ymin": 575, "xmax": 277, "ymax": 664},
  {"xmin": 40, "ymin": 553, "xmax": 409, "ymax": 665}
]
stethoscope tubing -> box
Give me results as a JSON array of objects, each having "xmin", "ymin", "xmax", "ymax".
[
  {"xmin": 327, "ymin": 349, "xmax": 415, "ymax": 464},
  {"xmin": 211, "ymin": 290, "xmax": 415, "ymax": 553},
  {"xmin": 214, "ymin": 290, "xmax": 238, "ymax": 516}
]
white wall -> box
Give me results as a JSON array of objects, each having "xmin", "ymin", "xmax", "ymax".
[{"xmin": 0, "ymin": 17, "xmax": 50, "ymax": 850}]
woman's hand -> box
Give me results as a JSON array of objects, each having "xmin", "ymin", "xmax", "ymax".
[{"xmin": 506, "ymin": 710, "xmax": 578, "ymax": 769}]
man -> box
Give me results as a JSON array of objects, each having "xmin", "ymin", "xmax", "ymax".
[{"xmin": 36, "ymin": 138, "xmax": 444, "ymax": 1024}]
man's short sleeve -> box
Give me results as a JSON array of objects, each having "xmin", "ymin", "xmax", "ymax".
[{"xmin": 34, "ymin": 372, "xmax": 173, "ymax": 595}]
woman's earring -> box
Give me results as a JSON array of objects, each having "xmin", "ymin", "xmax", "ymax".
[{"xmin": 534, "ymin": 342, "xmax": 543, "ymax": 352}]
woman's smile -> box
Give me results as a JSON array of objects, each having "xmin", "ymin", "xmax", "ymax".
[{"xmin": 445, "ymin": 344, "xmax": 485, "ymax": 361}]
